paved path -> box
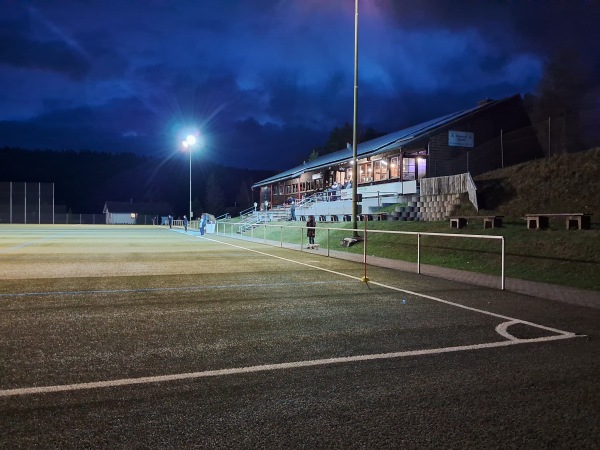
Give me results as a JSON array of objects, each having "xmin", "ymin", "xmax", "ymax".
[
  {"xmin": 210, "ymin": 230, "xmax": 600, "ymax": 310},
  {"xmin": 355, "ymin": 251, "xmax": 600, "ymax": 310}
]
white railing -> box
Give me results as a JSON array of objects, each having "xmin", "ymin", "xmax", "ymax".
[
  {"xmin": 238, "ymin": 206, "xmax": 256, "ymax": 217},
  {"xmin": 215, "ymin": 221, "xmax": 505, "ymax": 290},
  {"xmin": 420, "ymin": 173, "xmax": 478, "ymax": 211},
  {"xmin": 466, "ymin": 173, "xmax": 479, "ymax": 211}
]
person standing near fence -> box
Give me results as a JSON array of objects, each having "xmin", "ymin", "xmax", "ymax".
[
  {"xmin": 200, "ymin": 213, "xmax": 206, "ymax": 236},
  {"xmin": 183, "ymin": 215, "xmax": 188, "ymax": 233},
  {"xmin": 306, "ymin": 215, "xmax": 316, "ymax": 249}
]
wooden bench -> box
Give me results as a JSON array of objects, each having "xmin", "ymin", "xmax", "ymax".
[
  {"xmin": 360, "ymin": 213, "xmax": 391, "ymax": 221},
  {"xmin": 450, "ymin": 216, "xmax": 504, "ymax": 229},
  {"xmin": 525, "ymin": 213, "xmax": 592, "ymax": 230},
  {"xmin": 372, "ymin": 212, "xmax": 389, "ymax": 221}
]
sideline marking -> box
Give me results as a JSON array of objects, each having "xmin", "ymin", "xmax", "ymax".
[
  {"xmin": 0, "ymin": 233, "xmax": 67, "ymax": 253},
  {"xmin": 0, "ymin": 232, "xmax": 580, "ymax": 398},
  {"xmin": 201, "ymin": 236, "xmax": 576, "ymax": 337},
  {"xmin": 0, "ymin": 334, "xmax": 579, "ymax": 398}
]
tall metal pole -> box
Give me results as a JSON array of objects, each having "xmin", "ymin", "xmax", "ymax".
[
  {"xmin": 189, "ymin": 149, "xmax": 192, "ymax": 220},
  {"xmin": 351, "ymin": 0, "xmax": 359, "ymax": 236},
  {"xmin": 500, "ymin": 129, "xmax": 504, "ymax": 168},
  {"xmin": 182, "ymin": 134, "xmax": 198, "ymax": 220},
  {"xmin": 548, "ymin": 116, "xmax": 551, "ymax": 158}
]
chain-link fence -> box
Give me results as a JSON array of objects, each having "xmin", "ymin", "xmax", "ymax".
[
  {"xmin": 51, "ymin": 213, "xmax": 158, "ymax": 225},
  {"xmin": 0, "ymin": 182, "xmax": 160, "ymax": 225},
  {"xmin": 0, "ymin": 182, "xmax": 56, "ymax": 224}
]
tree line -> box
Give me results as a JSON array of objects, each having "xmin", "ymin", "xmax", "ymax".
[{"xmin": 0, "ymin": 147, "xmax": 273, "ymax": 217}]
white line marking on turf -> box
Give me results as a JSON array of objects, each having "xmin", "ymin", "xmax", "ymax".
[
  {"xmin": 201, "ymin": 236, "xmax": 577, "ymax": 337},
  {"xmin": 0, "ymin": 233, "xmax": 580, "ymax": 398},
  {"xmin": 0, "ymin": 334, "xmax": 579, "ymax": 398},
  {"xmin": 0, "ymin": 233, "xmax": 67, "ymax": 253},
  {"xmin": 496, "ymin": 320, "xmax": 520, "ymax": 341}
]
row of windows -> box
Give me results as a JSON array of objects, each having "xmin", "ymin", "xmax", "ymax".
[
  {"xmin": 272, "ymin": 156, "xmax": 426, "ymax": 196},
  {"xmin": 357, "ymin": 157, "xmax": 426, "ymax": 183}
]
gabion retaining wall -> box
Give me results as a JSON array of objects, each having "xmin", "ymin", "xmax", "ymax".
[{"xmin": 390, "ymin": 194, "xmax": 462, "ymax": 222}]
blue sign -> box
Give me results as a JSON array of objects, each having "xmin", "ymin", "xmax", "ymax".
[{"xmin": 448, "ymin": 130, "xmax": 474, "ymax": 148}]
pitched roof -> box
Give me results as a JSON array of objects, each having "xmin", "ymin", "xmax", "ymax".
[{"xmin": 253, "ymin": 95, "xmax": 521, "ymax": 187}]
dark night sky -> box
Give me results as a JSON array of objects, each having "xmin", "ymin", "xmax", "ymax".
[{"xmin": 1, "ymin": 0, "xmax": 599, "ymax": 170}]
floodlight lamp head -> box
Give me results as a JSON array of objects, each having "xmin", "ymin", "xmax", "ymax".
[{"xmin": 185, "ymin": 135, "xmax": 197, "ymax": 146}]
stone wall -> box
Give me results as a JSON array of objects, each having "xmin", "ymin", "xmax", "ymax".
[{"xmin": 389, "ymin": 194, "xmax": 462, "ymax": 222}]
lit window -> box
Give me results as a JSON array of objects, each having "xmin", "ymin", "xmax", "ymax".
[
  {"xmin": 373, "ymin": 160, "xmax": 388, "ymax": 181},
  {"xmin": 390, "ymin": 156, "xmax": 399, "ymax": 178}
]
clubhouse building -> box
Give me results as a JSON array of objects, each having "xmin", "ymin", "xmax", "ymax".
[{"xmin": 252, "ymin": 94, "xmax": 543, "ymax": 221}]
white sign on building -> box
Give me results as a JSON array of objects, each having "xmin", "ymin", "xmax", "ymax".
[{"xmin": 448, "ymin": 130, "xmax": 474, "ymax": 148}]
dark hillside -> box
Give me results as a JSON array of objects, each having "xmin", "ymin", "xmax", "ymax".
[
  {"xmin": 0, "ymin": 147, "xmax": 274, "ymax": 214},
  {"xmin": 473, "ymin": 148, "xmax": 600, "ymax": 219}
]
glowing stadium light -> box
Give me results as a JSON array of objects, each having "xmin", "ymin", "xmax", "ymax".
[{"xmin": 183, "ymin": 134, "xmax": 197, "ymax": 147}]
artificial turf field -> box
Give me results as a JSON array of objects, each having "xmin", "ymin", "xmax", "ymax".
[{"xmin": 1, "ymin": 225, "xmax": 599, "ymax": 448}]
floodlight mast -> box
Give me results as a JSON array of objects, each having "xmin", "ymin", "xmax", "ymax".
[
  {"xmin": 182, "ymin": 134, "xmax": 197, "ymax": 220},
  {"xmin": 351, "ymin": 0, "xmax": 359, "ymax": 237}
]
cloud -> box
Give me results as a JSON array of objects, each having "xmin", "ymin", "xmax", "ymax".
[
  {"xmin": 0, "ymin": 0, "xmax": 598, "ymax": 170},
  {"xmin": 0, "ymin": 18, "xmax": 91, "ymax": 80}
]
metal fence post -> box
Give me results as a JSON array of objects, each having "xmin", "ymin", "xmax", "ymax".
[
  {"xmin": 501, "ymin": 237, "xmax": 505, "ymax": 290},
  {"xmin": 417, "ymin": 233, "xmax": 421, "ymax": 274}
]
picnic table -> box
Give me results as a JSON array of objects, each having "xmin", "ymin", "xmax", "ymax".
[{"xmin": 525, "ymin": 213, "xmax": 592, "ymax": 230}]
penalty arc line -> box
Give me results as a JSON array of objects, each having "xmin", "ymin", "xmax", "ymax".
[
  {"xmin": 0, "ymin": 234, "xmax": 581, "ymax": 398},
  {"xmin": 201, "ymin": 236, "xmax": 578, "ymax": 337}
]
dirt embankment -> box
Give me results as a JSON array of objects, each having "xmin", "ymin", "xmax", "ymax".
[{"xmin": 473, "ymin": 148, "xmax": 600, "ymax": 218}]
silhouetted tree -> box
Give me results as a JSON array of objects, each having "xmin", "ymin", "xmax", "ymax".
[
  {"xmin": 204, "ymin": 172, "xmax": 225, "ymax": 215},
  {"xmin": 235, "ymin": 179, "xmax": 253, "ymax": 209},
  {"xmin": 526, "ymin": 51, "xmax": 587, "ymax": 155},
  {"xmin": 191, "ymin": 197, "xmax": 203, "ymax": 219},
  {"xmin": 0, "ymin": 147, "xmax": 273, "ymax": 214},
  {"xmin": 309, "ymin": 123, "xmax": 386, "ymax": 160},
  {"xmin": 307, "ymin": 148, "xmax": 319, "ymax": 162}
]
